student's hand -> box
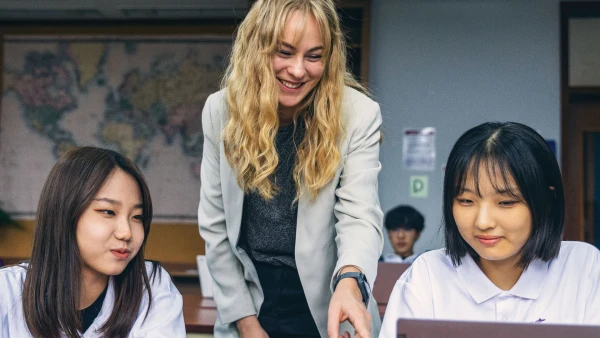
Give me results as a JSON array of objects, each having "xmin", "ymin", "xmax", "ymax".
[
  {"xmin": 327, "ymin": 271, "xmax": 371, "ymax": 338},
  {"xmin": 236, "ymin": 315, "xmax": 269, "ymax": 338}
]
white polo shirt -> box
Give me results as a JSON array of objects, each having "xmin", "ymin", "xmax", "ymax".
[
  {"xmin": 379, "ymin": 241, "xmax": 600, "ymax": 338},
  {"xmin": 0, "ymin": 262, "xmax": 185, "ymax": 337},
  {"xmin": 382, "ymin": 252, "xmax": 419, "ymax": 264}
]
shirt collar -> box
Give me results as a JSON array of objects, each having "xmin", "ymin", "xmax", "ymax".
[
  {"xmin": 509, "ymin": 258, "xmax": 549, "ymax": 300},
  {"xmin": 456, "ymin": 254, "xmax": 501, "ymax": 303},
  {"xmin": 383, "ymin": 252, "xmax": 417, "ymax": 263},
  {"xmin": 455, "ymin": 254, "xmax": 549, "ymax": 304}
]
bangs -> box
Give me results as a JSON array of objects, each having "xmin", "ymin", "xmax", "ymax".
[
  {"xmin": 455, "ymin": 154, "xmax": 524, "ymax": 201},
  {"xmin": 277, "ymin": 7, "xmax": 307, "ymax": 47},
  {"xmin": 311, "ymin": 5, "xmax": 332, "ymax": 60},
  {"xmin": 274, "ymin": 4, "xmax": 331, "ymax": 59}
]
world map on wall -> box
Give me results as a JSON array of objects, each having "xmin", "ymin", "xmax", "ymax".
[{"xmin": 0, "ymin": 37, "xmax": 230, "ymax": 219}]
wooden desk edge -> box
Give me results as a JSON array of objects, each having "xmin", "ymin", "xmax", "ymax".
[{"xmin": 185, "ymin": 323, "xmax": 214, "ymax": 334}]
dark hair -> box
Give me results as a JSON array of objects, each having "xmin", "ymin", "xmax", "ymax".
[
  {"xmin": 22, "ymin": 147, "xmax": 159, "ymax": 338},
  {"xmin": 443, "ymin": 122, "xmax": 564, "ymax": 269},
  {"xmin": 385, "ymin": 205, "xmax": 425, "ymax": 232}
]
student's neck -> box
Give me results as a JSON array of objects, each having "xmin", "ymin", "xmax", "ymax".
[
  {"xmin": 79, "ymin": 270, "xmax": 109, "ymax": 310},
  {"xmin": 476, "ymin": 256, "xmax": 524, "ymax": 291}
]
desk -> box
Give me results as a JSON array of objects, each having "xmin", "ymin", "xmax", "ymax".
[
  {"xmin": 166, "ymin": 263, "xmax": 218, "ymax": 333},
  {"xmin": 181, "ymin": 262, "xmax": 411, "ymax": 333},
  {"xmin": 183, "ymin": 294, "xmax": 216, "ymax": 309},
  {"xmin": 183, "ymin": 294, "xmax": 217, "ymax": 334},
  {"xmin": 177, "ymin": 262, "xmax": 410, "ymax": 331}
]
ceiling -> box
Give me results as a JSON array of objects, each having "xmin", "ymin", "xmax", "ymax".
[{"xmin": 0, "ymin": 0, "xmax": 249, "ymax": 20}]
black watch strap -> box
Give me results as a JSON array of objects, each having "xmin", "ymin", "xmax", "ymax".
[{"xmin": 333, "ymin": 272, "xmax": 370, "ymax": 307}]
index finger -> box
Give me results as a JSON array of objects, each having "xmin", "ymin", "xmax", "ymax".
[
  {"xmin": 347, "ymin": 310, "xmax": 371, "ymax": 338},
  {"xmin": 327, "ymin": 305, "xmax": 341, "ymax": 338}
]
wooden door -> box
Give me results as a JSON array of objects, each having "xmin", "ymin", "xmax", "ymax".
[
  {"xmin": 563, "ymin": 103, "xmax": 600, "ymax": 246},
  {"xmin": 560, "ymin": 2, "xmax": 600, "ymax": 246}
]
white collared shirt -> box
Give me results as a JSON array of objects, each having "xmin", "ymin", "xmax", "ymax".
[
  {"xmin": 382, "ymin": 252, "xmax": 419, "ymax": 264},
  {"xmin": 0, "ymin": 262, "xmax": 185, "ymax": 337},
  {"xmin": 379, "ymin": 241, "xmax": 600, "ymax": 338}
]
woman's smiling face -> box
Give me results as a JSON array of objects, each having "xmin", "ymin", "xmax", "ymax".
[{"xmin": 272, "ymin": 11, "xmax": 325, "ymax": 118}]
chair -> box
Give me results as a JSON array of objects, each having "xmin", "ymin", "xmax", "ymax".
[{"xmin": 372, "ymin": 262, "xmax": 411, "ymax": 316}]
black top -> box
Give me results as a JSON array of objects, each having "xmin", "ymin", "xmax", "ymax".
[
  {"xmin": 80, "ymin": 284, "xmax": 108, "ymax": 333},
  {"xmin": 239, "ymin": 119, "xmax": 305, "ymax": 269}
]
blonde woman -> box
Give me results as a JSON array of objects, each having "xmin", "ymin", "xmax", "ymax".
[{"xmin": 198, "ymin": 1, "xmax": 383, "ymax": 337}]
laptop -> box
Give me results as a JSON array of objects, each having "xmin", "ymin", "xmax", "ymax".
[{"xmin": 396, "ymin": 319, "xmax": 599, "ymax": 338}]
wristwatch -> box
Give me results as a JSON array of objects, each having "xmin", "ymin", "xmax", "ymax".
[{"xmin": 333, "ymin": 272, "xmax": 371, "ymax": 307}]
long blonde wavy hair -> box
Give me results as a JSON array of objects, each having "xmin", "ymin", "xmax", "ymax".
[{"xmin": 222, "ymin": 0, "xmax": 366, "ymax": 200}]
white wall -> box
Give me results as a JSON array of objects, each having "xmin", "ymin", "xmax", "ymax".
[{"xmin": 370, "ymin": 0, "xmax": 562, "ymax": 254}]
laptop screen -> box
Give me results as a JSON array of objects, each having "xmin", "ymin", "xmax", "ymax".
[{"xmin": 396, "ymin": 319, "xmax": 599, "ymax": 338}]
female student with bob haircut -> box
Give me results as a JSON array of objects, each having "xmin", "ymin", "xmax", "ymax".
[
  {"xmin": 198, "ymin": 0, "xmax": 383, "ymax": 337},
  {"xmin": 380, "ymin": 122, "xmax": 600, "ymax": 337},
  {"xmin": 0, "ymin": 147, "xmax": 185, "ymax": 337}
]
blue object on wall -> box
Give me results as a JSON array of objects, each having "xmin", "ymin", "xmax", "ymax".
[{"xmin": 546, "ymin": 139, "xmax": 556, "ymax": 157}]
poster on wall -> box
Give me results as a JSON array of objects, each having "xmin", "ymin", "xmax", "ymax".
[
  {"xmin": 0, "ymin": 35, "xmax": 231, "ymax": 221},
  {"xmin": 402, "ymin": 127, "xmax": 436, "ymax": 172}
]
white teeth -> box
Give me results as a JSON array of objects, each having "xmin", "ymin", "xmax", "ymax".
[{"xmin": 280, "ymin": 79, "xmax": 301, "ymax": 89}]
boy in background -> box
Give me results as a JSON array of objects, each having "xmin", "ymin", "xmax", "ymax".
[{"xmin": 382, "ymin": 205, "xmax": 425, "ymax": 264}]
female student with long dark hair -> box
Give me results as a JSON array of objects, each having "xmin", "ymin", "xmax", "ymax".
[
  {"xmin": 380, "ymin": 122, "xmax": 600, "ymax": 336},
  {"xmin": 198, "ymin": 0, "xmax": 384, "ymax": 337},
  {"xmin": 0, "ymin": 147, "xmax": 185, "ymax": 337}
]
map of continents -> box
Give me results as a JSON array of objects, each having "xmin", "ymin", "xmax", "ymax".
[{"xmin": 1, "ymin": 38, "xmax": 230, "ymax": 219}]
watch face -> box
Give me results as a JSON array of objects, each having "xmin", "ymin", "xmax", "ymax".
[{"xmin": 362, "ymin": 275, "xmax": 371, "ymax": 293}]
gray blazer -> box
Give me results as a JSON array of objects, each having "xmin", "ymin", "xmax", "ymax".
[{"xmin": 198, "ymin": 87, "xmax": 384, "ymax": 338}]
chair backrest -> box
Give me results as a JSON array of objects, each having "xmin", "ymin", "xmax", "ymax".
[
  {"xmin": 372, "ymin": 262, "xmax": 411, "ymax": 306},
  {"xmin": 396, "ymin": 319, "xmax": 600, "ymax": 338}
]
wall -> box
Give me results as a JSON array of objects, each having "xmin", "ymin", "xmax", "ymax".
[{"xmin": 370, "ymin": 0, "xmax": 562, "ymax": 254}]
